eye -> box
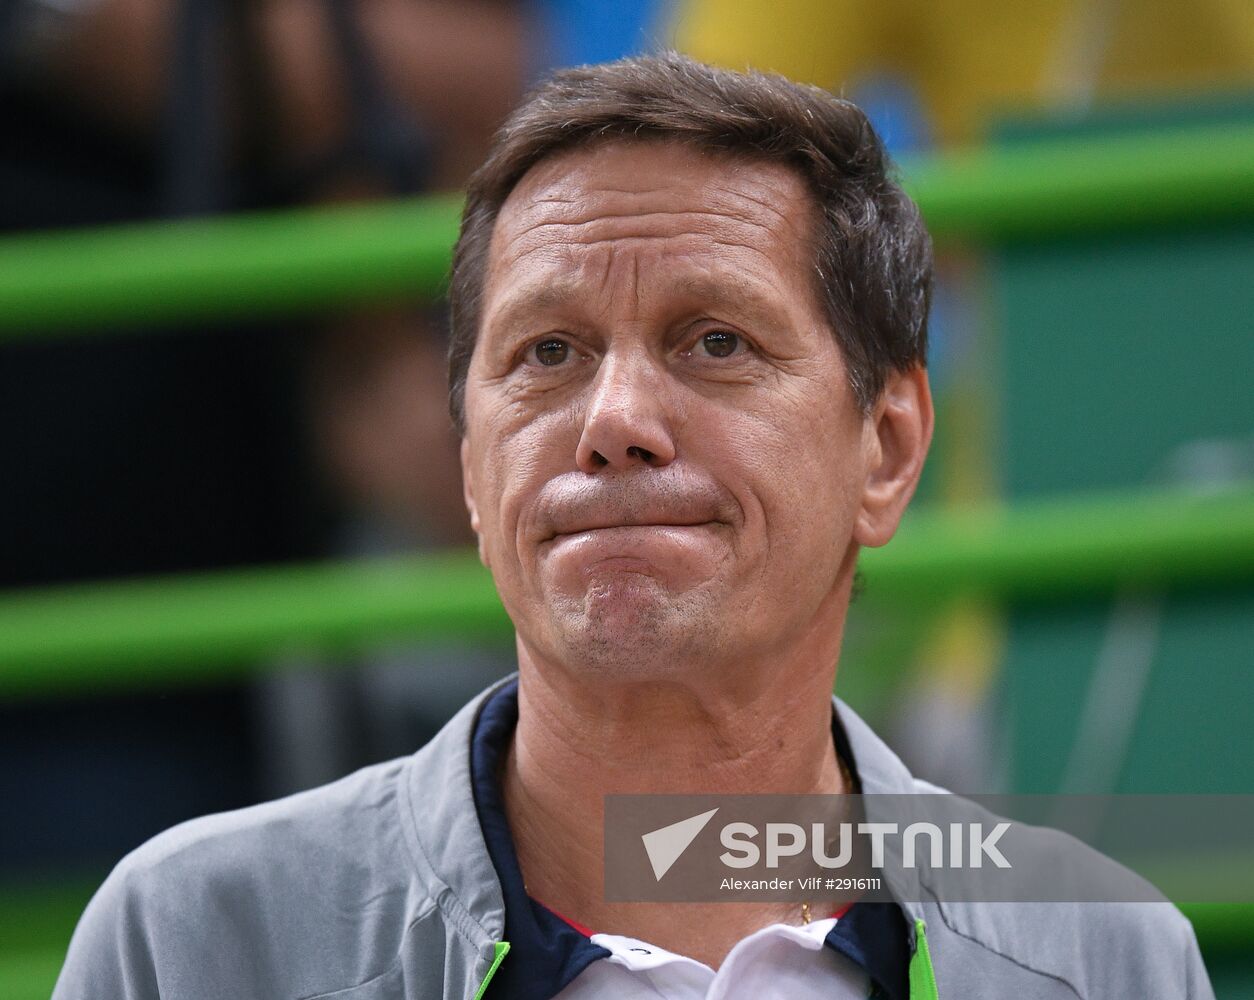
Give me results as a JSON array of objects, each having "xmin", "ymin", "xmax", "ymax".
[
  {"xmin": 527, "ymin": 338, "xmax": 571, "ymax": 366},
  {"xmin": 695, "ymin": 330, "xmax": 741, "ymax": 358}
]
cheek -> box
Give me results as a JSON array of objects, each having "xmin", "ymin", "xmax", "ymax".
[
  {"xmin": 472, "ymin": 409, "xmax": 580, "ymax": 557},
  {"xmin": 736, "ymin": 391, "xmax": 869, "ymax": 553}
]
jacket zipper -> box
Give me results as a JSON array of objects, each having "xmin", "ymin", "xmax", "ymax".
[
  {"xmin": 909, "ymin": 919, "xmax": 940, "ymax": 1000},
  {"xmin": 473, "ymin": 941, "xmax": 511, "ymax": 1000}
]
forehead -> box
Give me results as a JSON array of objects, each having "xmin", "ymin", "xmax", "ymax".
[{"xmin": 483, "ymin": 140, "xmax": 819, "ymax": 314}]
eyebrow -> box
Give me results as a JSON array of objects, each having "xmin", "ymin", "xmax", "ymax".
[
  {"xmin": 675, "ymin": 274, "xmax": 781, "ymax": 315},
  {"xmin": 482, "ymin": 279, "xmax": 586, "ymax": 337}
]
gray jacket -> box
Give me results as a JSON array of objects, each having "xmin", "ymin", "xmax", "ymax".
[{"xmin": 54, "ymin": 677, "xmax": 1214, "ymax": 999}]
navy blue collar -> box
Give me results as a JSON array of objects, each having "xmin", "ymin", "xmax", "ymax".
[
  {"xmin": 825, "ymin": 902, "xmax": 910, "ymax": 1000},
  {"xmin": 470, "ymin": 679, "xmax": 610, "ymax": 1000},
  {"xmin": 470, "ymin": 678, "xmax": 909, "ymax": 1000}
]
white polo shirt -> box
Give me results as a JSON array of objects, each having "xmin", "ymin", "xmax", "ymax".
[{"xmin": 556, "ymin": 916, "xmax": 871, "ymax": 999}]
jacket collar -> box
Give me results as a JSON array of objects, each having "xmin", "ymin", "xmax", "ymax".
[
  {"xmin": 398, "ymin": 677, "xmax": 927, "ymax": 992},
  {"xmin": 397, "ymin": 676, "xmax": 513, "ymax": 958},
  {"xmin": 833, "ymin": 696, "xmax": 928, "ymax": 928}
]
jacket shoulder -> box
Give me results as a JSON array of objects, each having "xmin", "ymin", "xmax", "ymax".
[
  {"xmin": 54, "ymin": 757, "xmax": 429, "ymax": 1000},
  {"xmin": 931, "ymin": 895, "xmax": 1210, "ymax": 999},
  {"xmin": 910, "ymin": 780, "xmax": 1213, "ymax": 999}
]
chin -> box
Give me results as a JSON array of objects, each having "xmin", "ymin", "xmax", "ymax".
[{"xmin": 550, "ymin": 576, "xmax": 727, "ymax": 677}]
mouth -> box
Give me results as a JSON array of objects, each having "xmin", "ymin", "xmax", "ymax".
[{"xmin": 542, "ymin": 520, "xmax": 720, "ymax": 543}]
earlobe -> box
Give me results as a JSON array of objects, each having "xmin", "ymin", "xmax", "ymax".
[
  {"xmin": 852, "ymin": 367, "xmax": 934, "ymax": 548},
  {"xmin": 460, "ymin": 439, "xmax": 489, "ymax": 567}
]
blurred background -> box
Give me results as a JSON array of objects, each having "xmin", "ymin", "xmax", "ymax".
[{"xmin": 0, "ymin": 0, "xmax": 1252, "ymax": 995}]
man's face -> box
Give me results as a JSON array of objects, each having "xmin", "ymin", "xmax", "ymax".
[{"xmin": 461, "ymin": 140, "xmax": 895, "ymax": 679}]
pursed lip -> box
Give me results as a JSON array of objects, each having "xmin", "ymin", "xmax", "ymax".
[
  {"xmin": 541, "ymin": 518, "xmax": 720, "ymax": 543},
  {"xmin": 530, "ymin": 470, "xmax": 739, "ymax": 546}
]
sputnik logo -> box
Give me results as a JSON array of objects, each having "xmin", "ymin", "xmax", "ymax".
[{"xmin": 641, "ymin": 808, "xmax": 719, "ymax": 881}]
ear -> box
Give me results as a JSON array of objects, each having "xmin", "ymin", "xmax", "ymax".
[
  {"xmin": 853, "ymin": 366, "xmax": 934, "ymax": 548},
  {"xmin": 460, "ymin": 438, "xmax": 489, "ymax": 567}
]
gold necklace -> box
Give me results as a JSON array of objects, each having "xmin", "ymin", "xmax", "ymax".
[{"xmin": 801, "ymin": 747, "xmax": 854, "ymax": 925}]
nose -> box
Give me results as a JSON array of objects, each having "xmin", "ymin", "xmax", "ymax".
[{"xmin": 575, "ymin": 350, "xmax": 677, "ymax": 473}]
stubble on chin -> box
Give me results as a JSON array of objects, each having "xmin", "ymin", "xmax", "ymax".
[{"xmin": 544, "ymin": 572, "xmax": 729, "ymax": 678}]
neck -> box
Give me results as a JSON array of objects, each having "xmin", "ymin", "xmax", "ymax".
[{"xmin": 502, "ymin": 580, "xmax": 854, "ymax": 968}]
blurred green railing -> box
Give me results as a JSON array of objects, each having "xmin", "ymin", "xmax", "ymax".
[
  {"xmin": 1, "ymin": 123, "xmax": 1253, "ymax": 337},
  {"xmin": 2, "ymin": 486, "xmax": 1252, "ymax": 698}
]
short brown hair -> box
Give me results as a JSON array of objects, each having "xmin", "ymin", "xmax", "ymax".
[{"xmin": 447, "ymin": 52, "xmax": 931, "ymax": 432}]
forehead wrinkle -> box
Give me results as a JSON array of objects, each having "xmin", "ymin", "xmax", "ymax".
[
  {"xmin": 492, "ymin": 218, "xmax": 787, "ymax": 300},
  {"xmin": 707, "ymin": 180, "xmax": 805, "ymax": 232},
  {"xmin": 506, "ymin": 154, "xmax": 811, "ymax": 233},
  {"xmin": 489, "ymin": 210, "xmax": 800, "ymax": 315},
  {"xmin": 594, "ymin": 242, "xmax": 643, "ymax": 312},
  {"xmin": 500, "ymin": 206, "xmax": 781, "ymax": 248},
  {"xmin": 484, "ymin": 149, "xmax": 821, "ymax": 333},
  {"xmin": 483, "ymin": 245, "xmax": 794, "ymax": 337},
  {"xmin": 481, "ymin": 249, "xmax": 645, "ymax": 333}
]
